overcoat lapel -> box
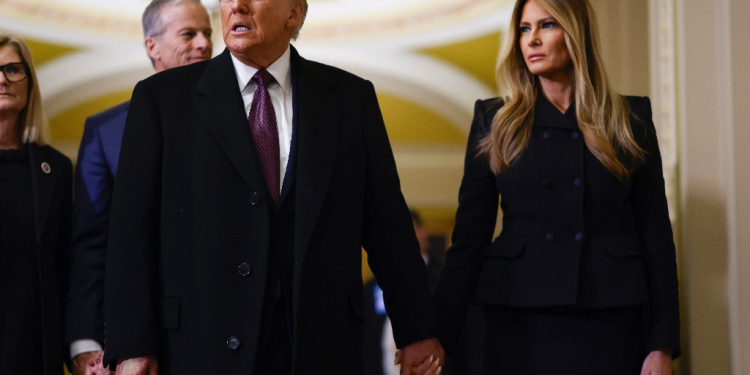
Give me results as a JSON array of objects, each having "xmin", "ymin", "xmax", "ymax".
[
  {"xmin": 291, "ymin": 47, "xmax": 340, "ymax": 309},
  {"xmin": 27, "ymin": 143, "xmax": 56, "ymax": 243},
  {"xmin": 195, "ymin": 49, "xmax": 268, "ymax": 202}
]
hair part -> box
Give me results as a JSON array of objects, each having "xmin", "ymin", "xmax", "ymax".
[
  {"xmin": 0, "ymin": 34, "xmax": 48, "ymax": 145},
  {"xmin": 143, "ymin": 0, "xmax": 203, "ymax": 39},
  {"xmin": 477, "ymin": 0, "xmax": 645, "ymax": 181}
]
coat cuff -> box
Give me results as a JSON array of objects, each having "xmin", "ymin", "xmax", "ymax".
[{"xmin": 70, "ymin": 339, "xmax": 103, "ymax": 359}]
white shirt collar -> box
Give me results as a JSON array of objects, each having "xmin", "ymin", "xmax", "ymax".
[{"xmin": 230, "ymin": 45, "xmax": 292, "ymax": 95}]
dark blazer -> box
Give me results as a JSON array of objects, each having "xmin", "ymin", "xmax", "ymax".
[
  {"xmin": 103, "ymin": 47, "xmax": 435, "ymax": 374},
  {"xmin": 65, "ymin": 101, "xmax": 129, "ymax": 347},
  {"xmin": 434, "ymin": 95, "xmax": 680, "ymax": 357},
  {"xmin": 28, "ymin": 143, "xmax": 73, "ymax": 374}
]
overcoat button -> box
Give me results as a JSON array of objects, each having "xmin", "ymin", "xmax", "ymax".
[
  {"xmin": 227, "ymin": 336, "xmax": 240, "ymax": 350},
  {"xmin": 543, "ymin": 132, "xmax": 553, "ymax": 140},
  {"xmin": 250, "ymin": 192, "xmax": 260, "ymax": 205},
  {"xmin": 542, "ymin": 179, "xmax": 553, "ymax": 189},
  {"xmin": 573, "ymin": 179, "xmax": 582, "ymax": 187},
  {"xmin": 575, "ymin": 233, "xmax": 584, "ymax": 241},
  {"xmin": 41, "ymin": 162, "xmax": 51, "ymax": 174},
  {"xmin": 546, "ymin": 233, "xmax": 555, "ymax": 242},
  {"xmin": 572, "ymin": 132, "xmax": 580, "ymax": 139},
  {"xmin": 238, "ymin": 263, "xmax": 252, "ymax": 277}
]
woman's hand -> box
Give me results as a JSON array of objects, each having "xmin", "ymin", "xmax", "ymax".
[
  {"xmin": 640, "ymin": 348, "xmax": 673, "ymax": 375},
  {"xmin": 395, "ymin": 348, "xmax": 443, "ymax": 375},
  {"xmin": 114, "ymin": 356, "xmax": 158, "ymax": 375}
]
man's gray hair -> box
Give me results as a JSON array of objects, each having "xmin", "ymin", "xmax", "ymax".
[{"xmin": 143, "ymin": 0, "xmax": 203, "ymax": 39}]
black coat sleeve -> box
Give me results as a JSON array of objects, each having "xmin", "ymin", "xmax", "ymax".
[
  {"xmin": 360, "ymin": 81, "xmax": 437, "ymax": 349},
  {"xmin": 65, "ymin": 120, "xmax": 111, "ymax": 347},
  {"xmin": 103, "ymin": 81, "xmax": 163, "ymax": 365},
  {"xmin": 628, "ymin": 97, "xmax": 681, "ymax": 358},
  {"xmin": 434, "ymin": 99, "xmax": 500, "ymax": 352}
]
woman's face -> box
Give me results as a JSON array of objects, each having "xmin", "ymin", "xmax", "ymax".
[
  {"xmin": 518, "ymin": 0, "xmax": 573, "ymax": 80},
  {"xmin": 0, "ymin": 45, "xmax": 29, "ymax": 118}
]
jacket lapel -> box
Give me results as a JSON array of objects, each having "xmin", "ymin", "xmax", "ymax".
[
  {"xmin": 291, "ymin": 46, "xmax": 341, "ymax": 295},
  {"xmin": 27, "ymin": 144, "xmax": 56, "ymax": 243},
  {"xmin": 195, "ymin": 49, "xmax": 267, "ymax": 202}
]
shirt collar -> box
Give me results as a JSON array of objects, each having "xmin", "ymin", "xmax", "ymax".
[{"xmin": 230, "ymin": 45, "xmax": 292, "ymax": 95}]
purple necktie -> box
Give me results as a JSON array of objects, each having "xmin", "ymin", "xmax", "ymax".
[{"xmin": 248, "ymin": 69, "xmax": 280, "ymax": 205}]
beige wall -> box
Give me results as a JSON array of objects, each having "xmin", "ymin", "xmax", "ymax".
[
  {"xmin": 590, "ymin": 0, "xmax": 651, "ymax": 97},
  {"xmin": 675, "ymin": 0, "xmax": 750, "ymax": 373},
  {"xmin": 596, "ymin": 0, "xmax": 750, "ymax": 373},
  {"xmin": 729, "ymin": 0, "xmax": 750, "ymax": 373}
]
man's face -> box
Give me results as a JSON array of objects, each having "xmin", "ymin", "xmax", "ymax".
[
  {"xmin": 146, "ymin": 2, "xmax": 213, "ymax": 72},
  {"xmin": 220, "ymin": 0, "xmax": 303, "ymax": 68}
]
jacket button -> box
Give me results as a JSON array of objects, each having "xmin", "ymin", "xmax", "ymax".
[
  {"xmin": 542, "ymin": 179, "xmax": 553, "ymax": 189},
  {"xmin": 573, "ymin": 179, "xmax": 582, "ymax": 187},
  {"xmin": 227, "ymin": 336, "xmax": 240, "ymax": 350},
  {"xmin": 543, "ymin": 132, "xmax": 553, "ymax": 140},
  {"xmin": 238, "ymin": 263, "xmax": 252, "ymax": 277},
  {"xmin": 575, "ymin": 233, "xmax": 584, "ymax": 241},
  {"xmin": 572, "ymin": 131, "xmax": 580, "ymax": 139},
  {"xmin": 250, "ymin": 192, "xmax": 260, "ymax": 206},
  {"xmin": 546, "ymin": 233, "xmax": 555, "ymax": 242}
]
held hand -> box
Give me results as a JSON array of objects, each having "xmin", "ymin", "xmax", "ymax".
[
  {"xmin": 395, "ymin": 338, "xmax": 444, "ymax": 375},
  {"xmin": 115, "ymin": 356, "xmax": 158, "ymax": 375},
  {"xmin": 72, "ymin": 351, "xmax": 112, "ymax": 375},
  {"xmin": 640, "ymin": 348, "xmax": 673, "ymax": 375}
]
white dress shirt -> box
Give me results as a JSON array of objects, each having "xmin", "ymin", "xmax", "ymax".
[{"xmin": 230, "ymin": 45, "xmax": 294, "ymax": 193}]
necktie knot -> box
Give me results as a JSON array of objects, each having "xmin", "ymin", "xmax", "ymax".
[{"xmin": 253, "ymin": 69, "xmax": 275, "ymax": 89}]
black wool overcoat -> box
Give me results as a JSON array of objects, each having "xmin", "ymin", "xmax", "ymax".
[{"xmin": 103, "ymin": 47, "xmax": 435, "ymax": 374}]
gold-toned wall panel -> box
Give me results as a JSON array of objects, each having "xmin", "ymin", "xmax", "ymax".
[
  {"xmin": 48, "ymin": 89, "xmax": 133, "ymax": 160},
  {"xmin": 378, "ymin": 92, "xmax": 466, "ymax": 144},
  {"xmin": 421, "ymin": 32, "xmax": 502, "ymax": 90},
  {"xmin": 23, "ymin": 37, "xmax": 79, "ymax": 66}
]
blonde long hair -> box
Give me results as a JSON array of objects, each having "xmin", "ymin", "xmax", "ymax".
[
  {"xmin": 477, "ymin": 0, "xmax": 644, "ymax": 181},
  {"xmin": 0, "ymin": 34, "xmax": 48, "ymax": 145}
]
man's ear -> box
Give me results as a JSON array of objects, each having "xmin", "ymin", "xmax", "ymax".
[
  {"xmin": 285, "ymin": 1, "xmax": 304, "ymax": 30},
  {"xmin": 144, "ymin": 37, "xmax": 160, "ymax": 62}
]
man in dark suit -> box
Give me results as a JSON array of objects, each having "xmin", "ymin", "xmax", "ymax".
[
  {"xmin": 103, "ymin": 0, "xmax": 444, "ymax": 374},
  {"xmin": 64, "ymin": 1, "xmax": 212, "ymax": 374}
]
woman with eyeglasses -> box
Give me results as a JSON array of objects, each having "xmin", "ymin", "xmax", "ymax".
[{"xmin": 0, "ymin": 34, "xmax": 72, "ymax": 375}]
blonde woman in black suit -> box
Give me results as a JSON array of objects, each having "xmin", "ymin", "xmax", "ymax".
[
  {"xmin": 433, "ymin": 1, "xmax": 679, "ymax": 374},
  {"xmin": 0, "ymin": 35, "xmax": 73, "ymax": 375}
]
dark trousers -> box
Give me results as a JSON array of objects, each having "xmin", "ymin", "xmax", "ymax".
[
  {"xmin": 482, "ymin": 306, "xmax": 645, "ymax": 375},
  {"xmin": 254, "ymin": 293, "xmax": 293, "ymax": 375}
]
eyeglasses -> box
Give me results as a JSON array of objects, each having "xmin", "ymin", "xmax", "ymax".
[{"xmin": 0, "ymin": 62, "xmax": 29, "ymax": 83}]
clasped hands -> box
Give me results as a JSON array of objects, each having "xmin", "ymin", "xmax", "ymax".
[
  {"xmin": 395, "ymin": 338, "xmax": 445, "ymax": 375},
  {"xmin": 109, "ymin": 339, "xmax": 443, "ymax": 375},
  {"xmin": 71, "ymin": 351, "xmax": 113, "ymax": 375}
]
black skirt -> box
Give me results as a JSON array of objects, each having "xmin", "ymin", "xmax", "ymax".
[{"xmin": 482, "ymin": 305, "xmax": 645, "ymax": 375}]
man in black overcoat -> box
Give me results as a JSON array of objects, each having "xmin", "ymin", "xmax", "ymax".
[{"xmin": 102, "ymin": 0, "xmax": 444, "ymax": 374}]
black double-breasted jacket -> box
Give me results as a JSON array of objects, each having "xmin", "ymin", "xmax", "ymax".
[
  {"xmin": 103, "ymin": 47, "xmax": 435, "ymax": 374},
  {"xmin": 434, "ymin": 95, "xmax": 680, "ymax": 357}
]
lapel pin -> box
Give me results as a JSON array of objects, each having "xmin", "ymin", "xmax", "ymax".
[{"xmin": 41, "ymin": 162, "xmax": 51, "ymax": 174}]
